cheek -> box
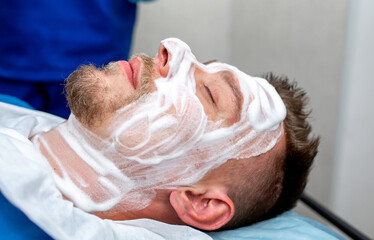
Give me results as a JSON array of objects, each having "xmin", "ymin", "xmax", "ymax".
[
  {"xmin": 112, "ymin": 105, "xmax": 180, "ymax": 160},
  {"xmin": 117, "ymin": 118, "xmax": 150, "ymax": 148},
  {"xmin": 108, "ymin": 92, "xmax": 207, "ymax": 165},
  {"xmin": 116, "ymin": 111, "xmax": 178, "ymax": 152}
]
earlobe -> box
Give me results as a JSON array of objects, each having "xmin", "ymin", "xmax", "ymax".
[{"xmin": 169, "ymin": 186, "xmax": 234, "ymax": 230}]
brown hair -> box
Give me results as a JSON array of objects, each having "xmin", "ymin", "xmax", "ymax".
[{"xmin": 222, "ymin": 73, "xmax": 319, "ymax": 230}]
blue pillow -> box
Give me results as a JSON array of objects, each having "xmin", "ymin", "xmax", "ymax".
[{"xmin": 208, "ymin": 211, "xmax": 346, "ymax": 240}]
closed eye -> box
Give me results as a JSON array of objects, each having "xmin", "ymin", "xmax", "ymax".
[{"xmin": 204, "ymin": 85, "xmax": 215, "ymax": 104}]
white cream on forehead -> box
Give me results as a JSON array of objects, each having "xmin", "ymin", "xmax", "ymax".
[{"xmin": 36, "ymin": 38, "xmax": 286, "ymax": 213}]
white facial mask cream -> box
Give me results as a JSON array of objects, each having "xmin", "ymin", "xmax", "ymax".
[{"xmin": 34, "ymin": 38, "xmax": 287, "ymax": 213}]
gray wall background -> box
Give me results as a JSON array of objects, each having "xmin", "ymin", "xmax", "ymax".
[{"xmin": 132, "ymin": 0, "xmax": 373, "ymax": 237}]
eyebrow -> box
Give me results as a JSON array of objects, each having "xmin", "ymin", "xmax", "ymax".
[{"xmin": 221, "ymin": 71, "xmax": 243, "ymax": 118}]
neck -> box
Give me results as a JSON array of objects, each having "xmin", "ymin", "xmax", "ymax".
[
  {"xmin": 30, "ymin": 122, "xmax": 183, "ymax": 224},
  {"xmin": 31, "ymin": 123, "xmax": 114, "ymax": 211}
]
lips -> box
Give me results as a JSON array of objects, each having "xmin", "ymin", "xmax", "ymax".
[
  {"xmin": 119, "ymin": 60, "xmax": 135, "ymax": 88},
  {"xmin": 129, "ymin": 57, "xmax": 141, "ymax": 89}
]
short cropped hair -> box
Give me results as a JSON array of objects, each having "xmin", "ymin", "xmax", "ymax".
[{"xmin": 222, "ymin": 73, "xmax": 320, "ymax": 230}]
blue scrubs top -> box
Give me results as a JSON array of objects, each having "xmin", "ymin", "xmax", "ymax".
[{"xmin": 0, "ymin": 0, "xmax": 137, "ymax": 83}]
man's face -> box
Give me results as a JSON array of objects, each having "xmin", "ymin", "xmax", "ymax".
[
  {"xmin": 66, "ymin": 41, "xmax": 243, "ymax": 131},
  {"xmin": 64, "ymin": 38, "xmax": 286, "ymax": 212}
]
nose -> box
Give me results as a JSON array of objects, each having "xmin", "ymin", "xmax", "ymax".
[{"xmin": 157, "ymin": 43, "xmax": 171, "ymax": 77}]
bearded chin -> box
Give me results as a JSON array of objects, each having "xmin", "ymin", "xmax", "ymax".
[
  {"xmin": 64, "ymin": 64, "xmax": 113, "ymax": 127},
  {"xmin": 65, "ymin": 55, "xmax": 155, "ymax": 128}
]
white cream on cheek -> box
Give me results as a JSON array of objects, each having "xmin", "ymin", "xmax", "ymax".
[{"xmin": 36, "ymin": 38, "xmax": 286, "ymax": 213}]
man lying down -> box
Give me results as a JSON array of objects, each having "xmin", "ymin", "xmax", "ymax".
[{"xmin": 0, "ymin": 38, "xmax": 319, "ymax": 239}]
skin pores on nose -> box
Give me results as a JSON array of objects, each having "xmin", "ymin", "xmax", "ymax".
[{"xmin": 48, "ymin": 38, "xmax": 286, "ymax": 213}]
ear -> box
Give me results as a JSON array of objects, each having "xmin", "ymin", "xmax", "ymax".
[{"xmin": 169, "ymin": 185, "xmax": 234, "ymax": 230}]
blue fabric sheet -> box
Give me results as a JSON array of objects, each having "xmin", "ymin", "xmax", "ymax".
[{"xmin": 0, "ymin": 192, "xmax": 52, "ymax": 240}]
